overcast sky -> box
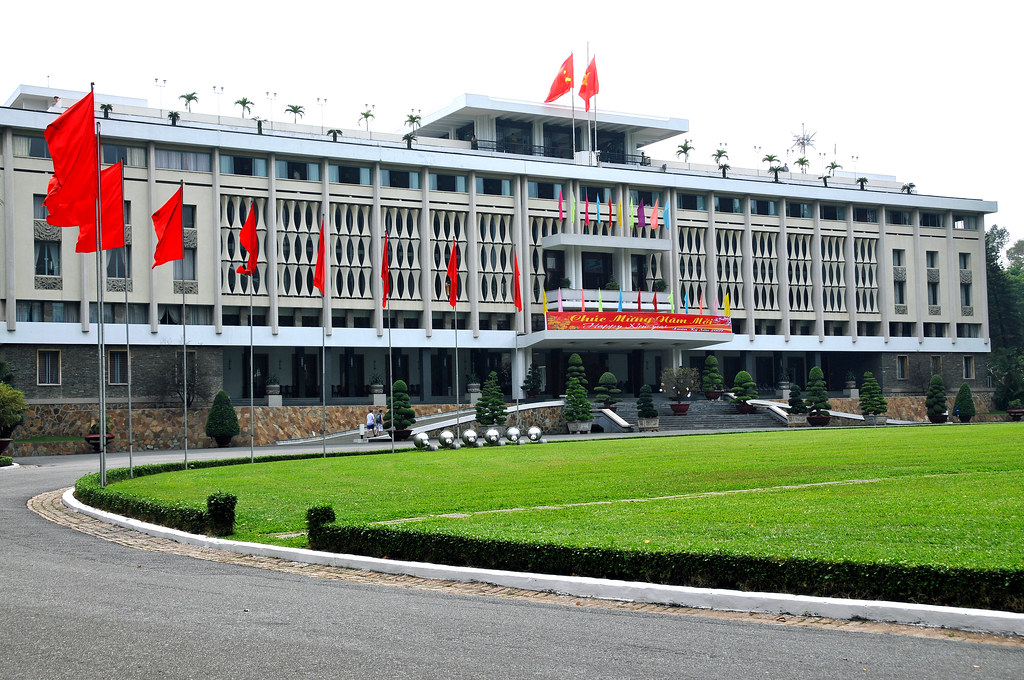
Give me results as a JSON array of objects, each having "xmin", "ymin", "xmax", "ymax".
[{"xmin": 4, "ymin": 0, "xmax": 1019, "ymax": 246}]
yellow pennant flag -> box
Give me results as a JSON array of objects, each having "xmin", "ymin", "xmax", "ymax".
[
  {"xmin": 724, "ymin": 292, "xmax": 731, "ymax": 316},
  {"xmin": 598, "ymin": 288, "xmax": 603, "ymax": 311},
  {"xmin": 542, "ymin": 287, "xmax": 549, "ymax": 313}
]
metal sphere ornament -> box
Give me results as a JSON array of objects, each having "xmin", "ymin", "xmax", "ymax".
[
  {"xmin": 461, "ymin": 429, "xmax": 478, "ymax": 446},
  {"xmin": 439, "ymin": 430, "xmax": 456, "ymax": 448},
  {"xmin": 527, "ymin": 426, "xmax": 542, "ymax": 442},
  {"xmin": 484, "ymin": 428, "xmax": 501, "ymax": 445},
  {"xmin": 505, "ymin": 426, "xmax": 521, "ymax": 443},
  {"xmin": 413, "ymin": 432, "xmax": 430, "ymax": 449}
]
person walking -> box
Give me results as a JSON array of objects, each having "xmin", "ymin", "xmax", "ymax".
[
  {"xmin": 375, "ymin": 409, "xmax": 384, "ymax": 436},
  {"xmin": 366, "ymin": 410, "xmax": 375, "ymax": 438}
]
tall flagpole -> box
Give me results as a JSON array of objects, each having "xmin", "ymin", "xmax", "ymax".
[
  {"xmin": 120, "ymin": 158, "xmax": 134, "ymax": 478},
  {"xmin": 585, "ymin": 43, "xmax": 592, "ymax": 166},
  {"xmin": 179, "ymin": 180, "xmax": 188, "ymax": 470},
  {"xmin": 453, "ymin": 300, "xmax": 460, "ymax": 439},
  {"xmin": 93, "ymin": 88, "xmax": 108, "ymax": 487},
  {"xmin": 321, "ymin": 320, "xmax": 327, "ymax": 458},
  {"xmin": 387, "ymin": 305, "xmax": 395, "ymax": 455},
  {"xmin": 249, "ymin": 279, "xmax": 254, "ymax": 463}
]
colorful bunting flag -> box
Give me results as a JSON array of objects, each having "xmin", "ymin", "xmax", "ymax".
[
  {"xmin": 558, "ymin": 190, "xmax": 563, "ymax": 221},
  {"xmin": 597, "ymin": 288, "xmax": 603, "ymax": 312},
  {"xmin": 557, "ymin": 287, "xmax": 563, "ymax": 312},
  {"xmin": 650, "ymin": 198, "xmax": 659, "ymax": 231},
  {"xmin": 381, "ymin": 231, "xmax": 389, "ymax": 308},
  {"xmin": 637, "ymin": 199, "xmax": 646, "ymax": 229},
  {"xmin": 724, "ymin": 292, "xmax": 731, "ymax": 316}
]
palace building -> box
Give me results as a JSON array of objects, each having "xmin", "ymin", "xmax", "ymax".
[{"xmin": 0, "ymin": 85, "xmax": 996, "ymax": 408}]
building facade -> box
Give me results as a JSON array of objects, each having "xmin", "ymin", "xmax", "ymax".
[{"xmin": 0, "ymin": 86, "xmax": 996, "ymax": 409}]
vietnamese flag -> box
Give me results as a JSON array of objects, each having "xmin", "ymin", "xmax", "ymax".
[
  {"xmin": 75, "ymin": 162, "xmax": 124, "ymax": 253},
  {"xmin": 313, "ymin": 218, "xmax": 326, "ymax": 295},
  {"xmin": 44, "ymin": 90, "xmax": 98, "ymax": 228},
  {"xmin": 235, "ymin": 202, "xmax": 258, "ymax": 275},
  {"xmin": 381, "ymin": 232, "xmax": 391, "ymax": 309},
  {"xmin": 446, "ymin": 242, "xmax": 459, "ymax": 307},
  {"xmin": 578, "ymin": 57, "xmax": 599, "ymax": 112},
  {"xmin": 513, "ymin": 250, "xmax": 522, "ymax": 312},
  {"xmin": 152, "ymin": 185, "xmax": 183, "ymax": 268},
  {"xmin": 544, "ymin": 54, "xmax": 573, "ymax": 103}
]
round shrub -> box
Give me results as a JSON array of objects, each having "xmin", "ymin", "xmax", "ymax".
[
  {"xmin": 204, "ymin": 390, "xmax": 240, "ymax": 439},
  {"xmin": 384, "ymin": 380, "xmax": 417, "ymax": 430},
  {"xmin": 636, "ymin": 384, "xmax": 658, "ymax": 419},
  {"xmin": 954, "ymin": 382, "xmax": 976, "ymax": 422},
  {"xmin": 925, "ymin": 374, "xmax": 947, "ymax": 417},
  {"xmin": 804, "ymin": 366, "xmax": 830, "ymax": 415}
]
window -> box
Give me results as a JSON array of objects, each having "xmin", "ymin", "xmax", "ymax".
[
  {"xmin": 786, "ymin": 202, "xmax": 811, "ymax": 219},
  {"xmin": 220, "ymin": 155, "xmax": 267, "ymax": 176},
  {"xmin": 89, "ymin": 303, "xmax": 116, "ymax": 323},
  {"xmin": 528, "ymin": 182, "xmax": 562, "ymax": 199},
  {"xmin": 957, "ymin": 323, "xmax": 981, "ymax": 338},
  {"xmin": 108, "ymin": 349, "xmax": 129, "ymax": 385},
  {"xmin": 275, "ymin": 159, "xmax": 320, "ymax": 181},
  {"xmin": 960, "ymin": 283, "xmax": 972, "ymax": 306},
  {"xmin": 920, "ymin": 212, "xmax": 943, "ymax": 228},
  {"xmin": 33, "ymin": 194, "xmax": 48, "ymax": 219},
  {"xmin": 930, "ymin": 355, "xmax": 942, "ymax": 375},
  {"xmin": 629, "ymin": 189, "xmax": 662, "ymax": 206},
  {"xmin": 382, "ymin": 169, "xmax": 420, "ymax": 189},
  {"xmin": 37, "ymin": 350, "xmax": 61, "ymax": 385},
  {"xmin": 926, "ymin": 251, "xmax": 938, "ymax": 268},
  {"xmin": 155, "ymin": 149, "xmax": 211, "ymax": 172},
  {"xmin": 927, "ymin": 281, "xmax": 940, "ymax": 306},
  {"xmin": 430, "ymin": 173, "xmax": 466, "ymax": 192},
  {"xmin": 819, "ymin": 204, "xmax": 846, "ymax": 221},
  {"xmin": 106, "ymin": 246, "xmax": 131, "ymax": 278},
  {"xmin": 897, "ymin": 355, "xmax": 908, "ymax": 380},
  {"xmin": 677, "ymin": 193, "xmax": 706, "ymax": 211},
  {"xmin": 713, "ymin": 196, "xmax": 741, "ymax": 213},
  {"xmin": 52, "ymin": 302, "xmax": 79, "ymax": 323},
  {"xmin": 582, "ymin": 186, "xmax": 608, "ymax": 202},
  {"xmin": 893, "ymin": 280, "xmax": 906, "ymax": 305},
  {"xmin": 887, "ymin": 210, "xmax": 911, "ymax": 225},
  {"xmin": 750, "ymin": 199, "xmax": 777, "ymax": 216},
  {"xmin": 102, "ymin": 144, "xmax": 147, "ymax": 167},
  {"xmin": 16, "ymin": 301, "xmax": 44, "ymax": 321},
  {"xmin": 329, "ymin": 164, "xmax": 371, "ymax": 185},
  {"xmin": 476, "ymin": 177, "xmax": 510, "ymax": 196},
  {"xmin": 963, "ymin": 356, "xmax": 975, "ymax": 380},
  {"xmin": 182, "ymin": 205, "xmax": 196, "ymax": 229},
  {"xmin": 953, "ymin": 214, "xmax": 978, "ymax": 230},
  {"xmin": 853, "ymin": 207, "xmax": 877, "ymax": 223},
  {"xmin": 958, "ymin": 252, "xmax": 970, "ymax": 270},
  {"xmin": 174, "ymin": 248, "xmax": 197, "ymax": 280},
  {"xmin": 892, "ymin": 249, "xmax": 905, "ymax": 266},
  {"xmin": 13, "ymin": 135, "xmax": 50, "ymax": 158},
  {"xmin": 34, "ymin": 241, "xmax": 61, "ymax": 276}
]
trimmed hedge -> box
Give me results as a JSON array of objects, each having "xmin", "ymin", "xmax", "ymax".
[
  {"xmin": 0, "ymin": 455, "xmax": 13, "ymax": 467},
  {"xmin": 306, "ymin": 508, "xmax": 1024, "ymax": 612}
]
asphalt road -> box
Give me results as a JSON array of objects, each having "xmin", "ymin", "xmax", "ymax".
[{"xmin": 2, "ymin": 449, "xmax": 1022, "ymax": 679}]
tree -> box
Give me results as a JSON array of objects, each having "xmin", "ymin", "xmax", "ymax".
[
  {"xmin": 986, "ymin": 226, "xmax": 1024, "ymax": 351},
  {"xmin": 675, "ymin": 140, "xmax": 694, "ymax": 162},
  {"xmin": 858, "ymin": 372, "xmax": 888, "ymax": 416},
  {"xmin": 661, "ymin": 366, "xmax": 700, "ymax": 402},
  {"xmin": 701, "ymin": 355, "xmax": 723, "ymax": 392},
  {"xmin": 204, "ymin": 390, "xmax": 240, "ymax": 441},
  {"xmin": 475, "ymin": 371, "xmax": 507, "ymax": 426},
  {"xmin": 730, "ymin": 370, "xmax": 757, "ymax": 403},
  {"xmin": 988, "ymin": 348, "xmax": 1024, "ymax": 409},
  {"xmin": 788, "ymin": 383, "xmax": 808, "ymax": 414},
  {"xmin": 954, "ymin": 382, "xmax": 976, "ymax": 422},
  {"xmin": 326, "ymin": 129, "xmax": 343, "ymax": 142},
  {"xmin": 405, "ymin": 112, "xmax": 422, "ymax": 132},
  {"xmin": 1006, "ymin": 239, "xmax": 1024, "ymax": 272},
  {"xmin": 712, "ymin": 149, "xmax": 728, "ymax": 166},
  {"xmin": 521, "ymin": 364, "xmax": 543, "ymax": 395},
  {"xmin": 566, "ymin": 352, "xmax": 588, "ymax": 387},
  {"xmin": 383, "ymin": 379, "xmax": 416, "ymax": 430},
  {"xmin": 594, "ymin": 371, "xmax": 622, "ymax": 408},
  {"xmin": 925, "ymin": 374, "xmax": 947, "ymax": 418},
  {"xmin": 856, "ymin": 177, "xmax": 869, "ymax": 190},
  {"xmin": 762, "ymin": 153, "xmax": 780, "ymax": 169},
  {"xmin": 179, "ymin": 92, "xmax": 198, "ymax": 112},
  {"xmin": 826, "ymin": 161, "xmax": 842, "ymax": 176},
  {"xmin": 819, "ymin": 174, "xmax": 829, "ymax": 188},
  {"xmin": 167, "ymin": 111, "xmax": 180, "ymax": 126},
  {"xmin": 155, "ymin": 352, "xmax": 215, "ymax": 407},
  {"xmin": 636, "ymin": 383, "xmax": 658, "ymax": 419},
  {"xmin": 0, "ymin": 361, "xmax": 14, "ymax": 385},
  {"xmin": 0, "ymin": 382, "xmax": 28, "ymax": 438},
  {"xmin": 719, "ymin": 163, "xmax": 730, "ymax": 179},
  {"xmin": 99, "ymin": 103, "xmax": 113, "ymax": 119},
  {"xmin": 804, "ymin": 366, "xmax": 830, "ymax": 415},
  {"xmin": 564, "ymin": 376, "xmax": 592, "ymax": 423},
  {"xmin": 359, "ymin": 106, "xmax": 375, "ymax": 133},
  {"xmin": 402, "ymin": 132, "xmax": 416, "ymax": 149},
  {"xmin": 795, "ymin": 156, "xmax": 810, "ymax": 174},
  {"xmin": 901, "ymin": 182, "xmax": 916, "ymax": 195},
  {"xmin": 769, "ymin": 165, "xmax": 784, "ymax": 182},
  {"xmin": 285, "ymin": 104, "xmax": 305, "ymax": 123},
  {"xmin": 235, "ymin": 97, "xmax": 253, "ymax": 118}
]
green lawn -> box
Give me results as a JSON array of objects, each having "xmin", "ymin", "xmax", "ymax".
[{"xmin": 108, "ymin": 425, "xmax": 1024, "ymax": 568}]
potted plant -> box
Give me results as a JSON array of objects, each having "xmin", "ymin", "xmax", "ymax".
[
  {"xmin": 652, "ymin": 278, "xmax": 667, "ymax": 293},
  {"xmin": 844, "ymin": 370, "xmax": 859, "ymax": 397},
  {"xmin": 559, "ymin": 276, "xmax": 572, "ymax": 290},
  {"xmin": 369, "ymin": 372, "xmax": 384, "ymax": 395},
  {"xmin": 205, "ymin": 390, "xmax": 240, "ymax": 447},
  {"xmin": 265, "ymin": 373, "xmax": 281, "ymax": 396},
  {"xmin": 564, "ymin": 376, "xmax": 593, "ymax": 434},
  {"xmin": 0, "ymin": 382, "xmax": 28, "ymax": 455},
  {"xmin": 661, "ymin": 366, "xmax": 699, "ymax": 415},
  {"xmin": 804, "ymin": 366, "xmax": 831, "ymax": 426},
  {"xmin": 730, "ymin": 370, "xmax": 757, "ymax": 413},
  {"xmin": 383, "ymin": 379, "xmax": 416, "ymax": 440},
  {"xmin": 566, "ymin": 353, "xmax": 588, "ymax": 389},
  {"xmin": 954, "ymin": 382, "xmax": 976, "ymax": 423},
  {"xmin": 466, "ymin": 372, "xmax": 481, "ymax": 393},
  {"xmin": 1007, "ymin": 399, "xmax": 1024, "ymax": 422},
  {"xmin": 701, "ymin": 355, "xmax": 724, "ymax": 401},
  {"xmin": 858, "ymin": 372, "xmax": 888, "ymax": 425},
  {"xmin": 85, "ymin": 415, "xmax": 114, "ymax": 452},
  {"xmin": 787, "ymin": 384, "xmax": 808, "ymax": 425},
  {"xmin": 925, "ymin": 374, "xmax": 948, "ymax": 424},
  {"xmin": 522, "ymin": 364, "xmax": 543, "ymax": 397},
  {"xmin": 777, "ymin": 369, "xmax": 790, "ymax": 395},
  {"xmin": 603, "ymin": 277, "xmax": 619, "ymax": 291},
  {"xmin": 594, "ymin": 371, "xmax": 622, "ymax": 411},
  {"xmin": 475, "ymin": 371, "xmax": 507, "ymax": 427},
  {"xmin": 635, "ymin": 384, "xmax": 659, "ymax": 431}
]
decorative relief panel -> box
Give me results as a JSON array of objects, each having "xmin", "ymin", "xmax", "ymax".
[
  {"xmin": 752, "ymin": 230, "xmax": 778, "ymax": 312},
  {"xmin": 894, "ymin": 304, "xmax": 908, "ymax": 315},
  {"xmin": 961, "ymin": 306, "xmax": 974, "ymax": 317},
  {"xmin": 174, "ymin": 281, "xmax": 199, "ymax": 295},
  {"xmin": 34, "ymin": 275, "xmax": 62, "ymax": 290},
  {"xmin": 677, "ymin": 225, "xmax": 706, "ymax": 311},
  {"xmin": 183, "ymin": 228, "xmax": 198, "ymax": 249},
  {"xmin": 853, "ymin": 237, "xmax": 878, "ymax": 313},
  {"xmin": 928, "ymin": 305, "xmax": 942, "ymax": 316},
  {"xmin": 107, "ymin": 278, "xmax": 133, "ymax": 293},
  {"xmin": 960, "ymin": 270, "xmax": 973, "ymax": 284},
  {"xmin": 34, "ymin": 223, "xmax": 62, "ymax": 242},
  {"xmin": 787, "ymin": 232, "xmax": 812, "ymax": 312},
  {"xmin": 927, "ymin": 268, "xmax": 940, "ymax": 283},
  {"xmin": 893, "ymin": 266, "xmax": 907, "ymax": 282}
]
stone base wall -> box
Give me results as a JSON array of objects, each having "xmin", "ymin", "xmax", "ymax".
[
  {"xmin": 827, "ymin": 393, "xmax": 996, "ymax": 423},
  {"xmin": 421, "ymin": 405, "xmax": 566, "ymax": 439}
]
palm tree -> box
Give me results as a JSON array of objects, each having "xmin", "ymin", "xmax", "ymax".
[
  {"xmin": 795, "ymin": 156, "xmax": 810, "ymax": 174},
  {"xmin": 762, "ymin": 153, "xmax": 779, "ymax": 167},
  {"xmin": 359, "ymin": 105, "xmax": 375, "ymax": 135},
  {"xmin": 167, "ymin": 111, "xmax": 180, "ymax": 126},
  {"xmin": 827, "ymin": 161, "xmax": 842, "ymax": 177},
  {"xmin": 719, "ymin": 163, "xmax": 730, "ymax": 179},
  {"xmin": 857, "ymin": 177, "xmax": 869, "ymax": 190},
  {"xmin": 712, "ymin": 149, "xmax": 729, "ymax": 166},
  {"xmin": 285, "ymin": 104, "xmax": 305, "ymax": 123},
  {"xmin": 402, "ymin": 132, "xmax": 416, "ymax": 149},
  {"xmin": 99, "ymin": 103, "xmax": 113, "ymax": 119},
  {"xmin": 769, "ymin": 165, "xmax": 784, "ymax": 183},
  {"xmin": 902, "ymin": 182, "xmax": 916, "ymax": 195},
  {"xmin": 179, "ymin": 92, "xmax": 198, "ymax": 112},
  {"xmin": 819, "ymin": 174, "xmax": 829, "ymax": 187},
  {"xmin": 405, "ymin": 112, "xmax": 422, "ymax": 132},
  {"xmin": 235, "ymin": 97, "xmax": 253, "ymax": 118},
  {"xmin": 675, "ymin": 140, "xmax": 694, "ymax": 162},
  {"xmin": 326, "ymin": 129, "xmax": 343, "ymax": 142}
]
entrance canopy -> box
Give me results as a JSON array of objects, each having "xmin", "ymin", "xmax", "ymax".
[{"xmin": 523, "ymin": 312, "xmax": 734, "ymax": 351}]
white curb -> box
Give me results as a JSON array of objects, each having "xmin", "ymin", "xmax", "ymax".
[{"xmin": 63, "ymin": 489, "xmax": 1024, "ymax": 636}]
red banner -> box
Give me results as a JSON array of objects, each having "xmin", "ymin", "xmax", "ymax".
[{"xmin": 546, "ymin": 312, "xmax": 732, "ymax": 333}]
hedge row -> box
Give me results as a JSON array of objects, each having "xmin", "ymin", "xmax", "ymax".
[
  {"xmin": 306, "ymin": 508, "xmax": 1024, "ymax": 613},
  {"xmin": 0, "ymin": 456, "xmax": 12, "ymax": 467}
]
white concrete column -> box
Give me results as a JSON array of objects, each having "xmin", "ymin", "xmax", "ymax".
[
  {"xmin": 212, "ymin": 149, "xmax": 223, "ymax": 333},
  {"xmin": 877, "ymin": 207, "xmax": 891, "ymax": 342},
  {"xmin": 321, "ymin": 158, "xmax": 331, "ymax": 336},
  {"xmin": 518, "ymin": 175, "xmax": 531, "ymax": 334},
  {"xmin": 976, "ymin": 214, "xmax": 990, "ymax": 345},
  {"xmin": 811, "ymin": 201, "xmax": 824, "ymax": 340},
  {"xmin": 2, "ymin": 128, "xmax": 15, "ymax": 331},
  {"xmin": 666, "ymin": 188, "xmax": 680, "ymax": 313},
  {"xmin": 419, "ymin": 167, "xmax": 433, "ymax": 335},
  {"xmin": 844, "ymin": 204, "xmax": 857, "ymax": 341},
  {"xmin": 267, "ymin": 152, "xmax": 279, "ymax": 335},
  {"xmin": 147, "ymin": 142, "xmax": 158, "ymax": 332},
  {"xmin": 779, "ymin": 199, "xmax": 791, "ymax": 341},
  {"xmin": 742, "ymin": 197, "xmax": 755, "ymax": 339},
  {"xmin": 912, "ymin": 208, "xmax": 924, "ymax": 343},
  {"xmin": 945, "ymin": 209, "xmax": 957, "ymax": 344},
  {"xmin": 706, "ymin": 192, "xmax": 717, "ymax": 313},
  {"xmin": 468, "ymin": 171, "xmax": 481, "ymax": 337},
  {"xmin": 372, "ymin": 162, "xmax": 383, "ymax": 335}
]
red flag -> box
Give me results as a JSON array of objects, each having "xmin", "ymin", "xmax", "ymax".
[
  {"xmin": 651, "ymin": 198, "xmax": 660, "ymax": 231},
  {"xmin": 513, "ymin": 250, "xmax": 522, "ymax": 312},
  {"xmin": 152, "ymin": 186, "xmax": 183, "ymax": 268},
  {"xmin": 584, "ymin": 193, "xmax": 590, "ymax": 226},
  {"xmin": 313, "ymin": 218, "xmax": 326, "ymax": 295},
  {"xmin": 578, "ymin": 57, "xmax": 599, "ymax": 112},
  {"xmin": 558, "ymin": 189, "xmax": 563, "ymax": 221},
  {"xmin": 545, "ymin": 54, "xmax": 573, "ymax": 103},
  {"xmin": 235, "ymin": 203, "xmax": 258, "ymax": 275},
  {"xmin": 381, "ymin": 232, "xmax": 390, "ymax": 309},
  {"xmin": 44, "ymin": 91, "xmax": 98, "ymax": 228},
  {"xmin": 637, "ymin": 288, "xmax": 642, "ymax": 311},
  {"xmin": 653, "ymin": 290, "xmax": 659, "ymax": 312},
  {"xmin": 446, "ymin": 242, "xmax": 459, "ymax": 308},
  {"xmin": 75, "ymin": 162, "xmax": 125, "ymax": 253},
  {"xmin": 607, "ymin": 195, "xmax": 613, "ymax": 226}
]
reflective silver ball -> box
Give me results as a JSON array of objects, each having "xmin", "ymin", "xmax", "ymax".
[
  {"xmin": 439, "ymin": 430, "xmax": 455, "ymax": 448},
  {"xmin": 484, "ymin": 428, "xmax": 501, "ymax": 445},
  {"xmin": 413, "ymin": 432, "xmax": 430, "ymax": 449},
  {"xmin": 527, "ymin": 426, "xmax": 542, "ymax": 442},
  {"xmin": 461, "ymin": 429, "xmax": 478, "ymax": 446},
  {"xmin": 505, "ymin": 426, "xmax": 521, "ymax": 443}
]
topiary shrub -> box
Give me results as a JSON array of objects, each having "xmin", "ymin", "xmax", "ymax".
[
  {"xmin": 804, "ymin": 366, "xmax": 830, "ymax": 415},
  {"xmin": 521, "ymin": 364, "xmax": 543, "ymax": 395},
  {"xmin": 384, "ymin": 380, "xmax": 417, "ymax": 430},
  {"xmin": 858, "ymin": 372, "xmax": 888, "ymax": 416},
  {"xmin": 475, "ymin": 371, "xmax": 507, "ymax": 426},
  {"xmin": 0, "ymin": 382, "xmax": 28, "ymax": 439},
  {"xmin": 788, "ymin": 384, "xmax": 808, "ymax": 414},
  {"xmin": 204, "ymin": 390, "xmax": 240, "ymax": 443},
  {"xmin": 925, "ymin": 374, "xmax": 947, "ymax": 419},
  {"xmin": 594, "ymin": 371, "xmax": 622, "ymax": 409},
  {"xmin": 954, "ymin": 382, "xmax": 976, "ymax": 423},
  {"xmin": 701, "ymin": 355, "xmax": 723, "ymax": 392},
  {"xmin": 636, "ymin": 383, "xmax": 658, "ymax": 419},
  {"xmin": 206, "ymin": 492, "xmax": 237, "ymax": 536},
  {"xmin": 566, "ymin": 353, "xmax": 588, "ymax": 388},
  {"xmin": 730, "ymin": 370, "xmax": 757, "ymax": 403},
  {"xmin": 564, "ymin": 376, "xmax": 593, "ymax": 423}
]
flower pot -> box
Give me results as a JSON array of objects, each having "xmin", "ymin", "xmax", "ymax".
[
  {"xmin": 0, "ymin": 438, "xmax": 11, "ymax": 455},
  {"xmin": 669, "ymin": 403, "xmax": 690, "ymax": 415},
  {"xmin": 863, "ymin": 414, "xmax": 887, "ymax": 426},
  {"xmin": 957, "ymin": 414, "xmax": 973, "ymax": 424},
  {"xmin": 266, "ymin": 383, "xmax": 281, "ymax": 396},
  {"xmin": 637, "ymin": 417, "xmax": 659, "ymax": 432},
  {"xmin": 391, "ymin": 429, "xmax": 413, "ymax": 441},
  {"xmin": 927, "ymin": 413, "xmax": 948, "ymax": 424},
  {"xmin": 806, "ymin": 413, "xmax": 831, "ymax": 427},
  {"xmin": 370, "ymin": 383, "xmax": 384, "ymax": 395},
  {"xmin": 703, "ymin": 390, "xmax": 722, "ymax": 401},
  {"xmin": 1006, "ymin": 409, "xmax": 1024, "ymax": 422},
  {"xmin": 566, "ymin": 420, "xmax": 593, "ymax": 434},
  {"xmin": 734, "ymin": 402, "xmax": 755, "ymax": 414},
  {"xmin": 214, "ymin": 435, "xmax": 233, "ymax": 448},
  {"xmin": 84, "ymin": 433, "xmax": 115, "ymax": 452},
  {"xmin": 788, "ymin": 414, "xmax": 808, "ymax": 426}
]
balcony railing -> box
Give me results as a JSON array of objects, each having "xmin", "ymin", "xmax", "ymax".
[{"xmin": 472, "ymin": 139, "xmax": 651, "ymax": 166}]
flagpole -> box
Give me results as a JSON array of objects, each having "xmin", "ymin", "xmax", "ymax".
[
  {"xmin": 387, "ymin": 305, "xmax": 395, "ymax": 455},
  {"xmin": 179, "ymin": 180, "xmax": 188, "ymax": 470},
  {"xmin": 585, "ymin": 43, "xmax": 592, "ymax": 166},
  {"xmin": 321, "ymin": 320, "xmax": 326, "ymax": 458},
  {"xmin": 120, "ymin": 158, "xmax": 134, "ymax": 478},
  {"xmin": 453, "ymin": 299, "xmax": 461, "ymax": 440},
  {"xmin": 249, "ymin": 279, "xmax": 254, "ymax": 463},
  {"xmin": 93, "ymin": 93, "xmax": 108, "ymax": 487}
]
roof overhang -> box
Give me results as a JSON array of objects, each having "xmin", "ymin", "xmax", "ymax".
[
  {"xmin": 521, "ymin": 329, "xmax": 732, "ymax": 351},
  {"xmin": 540, "ymin": 233, "xmax": 671, "ymax": 253}
]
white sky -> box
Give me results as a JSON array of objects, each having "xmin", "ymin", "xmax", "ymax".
[{"xmin": 4, "ymin": 0, "xmax": 1019, "ymax": 244}]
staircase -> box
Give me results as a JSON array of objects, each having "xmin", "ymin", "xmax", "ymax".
[{"xmin": 611, "ymin": 394, "xmax": 785, "ymax": 433}]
